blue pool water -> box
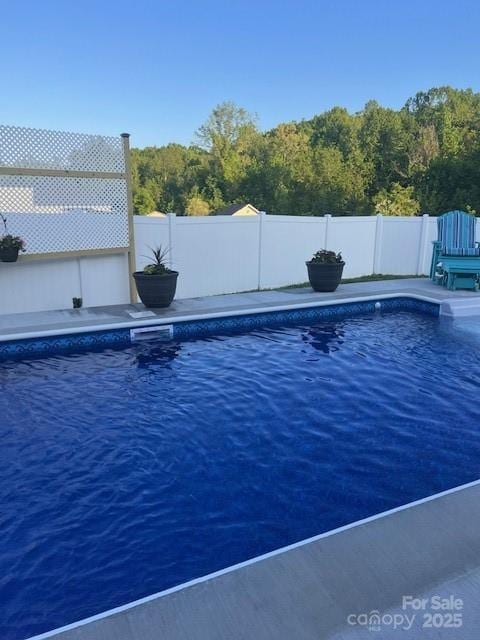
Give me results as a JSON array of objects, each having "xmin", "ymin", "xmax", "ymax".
[{"xmin": 2, "ymin": 310, "xmax": 480, "ymax": 639}]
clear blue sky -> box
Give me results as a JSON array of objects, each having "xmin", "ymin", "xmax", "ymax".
[{"xmin": 1, "ymin": 0, "xmax": 479, "ymax": 148}]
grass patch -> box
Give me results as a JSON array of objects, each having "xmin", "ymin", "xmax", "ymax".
[
  {"xmin": 279, "ymin": 274, "xmax": 423, "ymax": 290},
  {"xmin": 341, "ymin": 273, "xmax": 423, "ymax": 284},
  {"xmin": 217, "ymin": 274, "xmax": 425, "ymax": 296}
]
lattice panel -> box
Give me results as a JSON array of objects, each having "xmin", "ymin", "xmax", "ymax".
[
  {"xmin": 0, "ymin": 175, "xmax": 129, "ymax": 254},
  {"xmin": 0, "ymin": 125, "xmax": 125, "ymax": 172}
]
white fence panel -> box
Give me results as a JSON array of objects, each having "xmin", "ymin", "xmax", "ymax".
[
  {"xmin": 328, "ymin": 216, "xmax": 376, "ymax": 278},
  {"xmin": 174, "ymin": 216, "xmax": 259, "ymax": 298},
  {"xmin": 78, "ymin": 254, "xmax": 130, "ymax": 307},
  {"xmin": 379, "ymin": 217, "xmax": 424, "ymax": 275},
  {"xmin": 0, "ymin": 253, "xmax": 129, "ymax": 315},
  {"xmin": 133, "ymin": 214, "xmax": 440, "ymax": 300},
  {"xmin": 134, "ymin": 217, "xmax": 170, "ymax": 269},
  {"xmin": 0, "ymin": 212, "xmax": 446, "ymax": 315},
  {"xmin": 134, "ymin": 215, "xmax": 260, "ymax": 298},
  {"xmin": 260, "ymin": 215, "xmax": 326, "ymax": 288},
  {"xmin": 0, "ymin": 259, "xmax": 80, "ymax": 315}
]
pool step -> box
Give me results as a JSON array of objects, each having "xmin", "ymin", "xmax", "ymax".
[{"xmin": 440, "ymin": 298, "xmax": 480, "ymax": 318}]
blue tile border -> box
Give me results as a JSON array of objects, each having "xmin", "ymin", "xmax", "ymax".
[
  {"xmin": 172, "ymin": 297, "xmax": 439, "ymax": 340},
  {"xmin": 0, "ymin": 328, "xmax": 131, "ymax": 362},
  {"xmin": 0, "ymin": 297, "xmax": 439, "ymax": 362}
]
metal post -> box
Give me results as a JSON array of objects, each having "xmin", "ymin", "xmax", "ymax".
[{"xmin": 121, "ymin": 133, "xmax": 137, "ymax": 304}]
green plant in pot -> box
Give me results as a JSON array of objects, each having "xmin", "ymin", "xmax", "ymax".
[
  {"xmin": 306, "ymin": 249, "xmax": 345, "ymax": 292},
  {"xmin": 0, "ymin": 214, "xmax": 26, "ymax": 262},
  {"xmin": 133, "ymin": 246, "xmax": 179, "ymax": 308}
]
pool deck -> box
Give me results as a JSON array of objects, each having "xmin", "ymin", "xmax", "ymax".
[
  {"xmin": 2, "ymin": 277, "xmax": 480, "ymax": 342},
  {"xmin": 6, "ymin": 277, "xmax": 480, "ymax": 640}
]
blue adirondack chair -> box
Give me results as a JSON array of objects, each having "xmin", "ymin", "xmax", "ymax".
[{"xmin": 430, "ymin": 210, "xmax": 480, "ymax": 290}]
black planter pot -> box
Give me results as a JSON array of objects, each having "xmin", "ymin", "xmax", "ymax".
[
  {"xmin": 0, "ymin": 246, "xmax": 20, "ymax": 262},
  {"xmin": 306, "ymin": 261, "xmax": 345, "ymax": 292},
  {"xmin": 133, "ymin": 271, "xmax": 179, "ymax": 308}
]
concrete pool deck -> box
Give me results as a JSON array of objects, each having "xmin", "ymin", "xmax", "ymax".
[
  {"xmin": 5, "ymin": 277, "xmax": 480, "ymax": 639},
  {"xmin": 2, "ymin": 277, "xmax": 480, "ymax": 342},
  {"xmin": 30, "ymin": 480, "xmax": 480, "ymax": 640}
]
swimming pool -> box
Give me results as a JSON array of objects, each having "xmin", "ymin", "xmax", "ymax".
[{"xmin": 2, "ymin": 303, "xmax": 480, "ymax": 639}]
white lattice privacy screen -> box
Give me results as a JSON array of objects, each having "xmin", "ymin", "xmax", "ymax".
[
  {"xmin": 0, "ymin": 125, "xmax": 130, "ymax": 255},
  {"xmin": 0, "ymin": 125, "xmax": 125, "ymax": 172}
]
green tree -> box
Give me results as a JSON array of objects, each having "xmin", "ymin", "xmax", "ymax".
[
  {"xmin": 130, "ymin": 87, "xmax": 480, "ymax": 218},
  {"xmin": 133, "ymin": 187, "xmax": 156, "ymax": 215},
  {"xmin": 185, "ymin": 192, "xmax": 210, "ymax": 216},
  {"xmin": 196, "ymin": 101, "xmax": 258, "ymax": 153},
  {"xmin": 196, "ymin": 102, "xmax": 261, "ymax": 204},
  {"xmin": 405, "ymin": 87, "xmax": 480, "ymax": 157},
  {"xmin": 359, "ymin": 101, "xmax": 412, "ymax": 194},
  {"xmin": 373, "ymin": 183, "xmax": 420, "ymax": 216},
  {"xmin": 309, "ymin": 106, "xmax": 361, "ymax": 157},
  {"xmin": 418, "ymin": 150, "xmax": 480, "ymax": 214}
]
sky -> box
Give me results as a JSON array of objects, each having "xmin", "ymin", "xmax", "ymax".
[{"xmin": 1, "ymin": 0, "xmax": 479, "ymax": 148}]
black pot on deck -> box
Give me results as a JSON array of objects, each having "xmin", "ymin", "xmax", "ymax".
[
  {"xmin": 306, "ymin": 261, "xmax": 345, "ymax": 292},
  {"xmin": 133, "ymin": 271, "xmax": 179, "ymax": 308},
  {"xmin": 0, "ymin": 247, "xmax": 20, "ymax": 262}
]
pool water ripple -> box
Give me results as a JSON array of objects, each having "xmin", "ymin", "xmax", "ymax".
[{"xmin": 1, "ymin": 311, "xmax": 480, "ymax": 639}]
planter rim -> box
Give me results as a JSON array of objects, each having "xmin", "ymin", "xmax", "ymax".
[
  {"xmin": 305, "ymin": 260, "xmax": 345, "ymax": 266},
  {"xmin": 133, "ymin": 270, "xmax": 179, "ymax": 278}
]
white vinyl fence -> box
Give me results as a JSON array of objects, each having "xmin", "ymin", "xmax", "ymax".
[
  {"xmin": 134, "ymin": 213, "xmax": 439, "ymax": 300},
  {"xmin": 0, "ymin": 210, "xmax": 453, "ymax": 315}
]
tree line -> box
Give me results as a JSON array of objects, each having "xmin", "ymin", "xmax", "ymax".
[{"xmin": 131, "ymin": 87, "xmax": 480, "ymax": 217}]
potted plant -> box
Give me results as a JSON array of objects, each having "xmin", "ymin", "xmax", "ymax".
[
  {"xmin": 133, "ymin": 246, "xmax": 178, "ymax": 308},
  {"xmin": 0, "ymin": 214, "xmax": 26, "ymax": 262},
  {"xmin": 306, "ymin": 249, "xmax": 345, "ymax": 292}
]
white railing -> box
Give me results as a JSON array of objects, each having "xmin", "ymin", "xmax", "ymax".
[{"xmin": 134, "ymin": 213, "xmax": 439, "ymax": 299}]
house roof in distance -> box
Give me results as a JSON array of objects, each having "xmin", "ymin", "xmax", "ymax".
[{"xmin": 212, "ymin": 203, "xmax": 260, "ymax": 216}]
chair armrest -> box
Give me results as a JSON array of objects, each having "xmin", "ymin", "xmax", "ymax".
[{"xmin": 432, "ymin": 240, "xmax": 442, "ymax": 247}]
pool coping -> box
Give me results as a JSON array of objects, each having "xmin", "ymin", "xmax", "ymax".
[
  {"xmin": 28, "ymin": 477, "xmax": 480, "ymax": 640},
  {"xmin": 0, "ymin": 293, "xmax": 440, "ymax": 360},
  {"xmin": 0, "ymin": 291, "xmax": 441, "ymax": 344},
  {"xmin": 4, "ymin": 275, "xmax": 480, "ymax": 346}
]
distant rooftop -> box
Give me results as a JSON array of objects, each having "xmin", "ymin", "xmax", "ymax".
[
  {"xmin": 212, "ymin": 203, "xmax": 259, "ymax": 216},
  {"xmin": 146, "ymin": 211, "xmax": 166, "ymax": 217}
]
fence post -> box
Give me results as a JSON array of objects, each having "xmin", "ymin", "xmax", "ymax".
[
  {"xmin": 373, "ymin": 214, "xmax": 383, "ymax": 274},
  {"xmin": 324, "ymin": 214, "xmax": 331, "ymax": 248},
  {"xmin": 416, "ymin": 214, "xmax": 430, "ymax": 276},
  {"xmin": 121, "ymin": 133, "xmax": 137, "ymax": 304},
  {"xmin": 257, "ymin": 211, "xmax": 266, "ymax": 290},
  {"xmin": 167, "ymin": 212, "xmax": 176, "ymax": 269}
]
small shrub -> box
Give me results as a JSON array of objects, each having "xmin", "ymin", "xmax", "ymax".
[
  {"xmin": 0, "ymin": 214, "xmax": 26, "ymax": 252},
  {"xmin": 309, "ymin": 249, "xmax": 343, "ymax": 264},
  {"xmin": 142, "ymin": 246, "xmax": 173, "ymax": 275}
]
